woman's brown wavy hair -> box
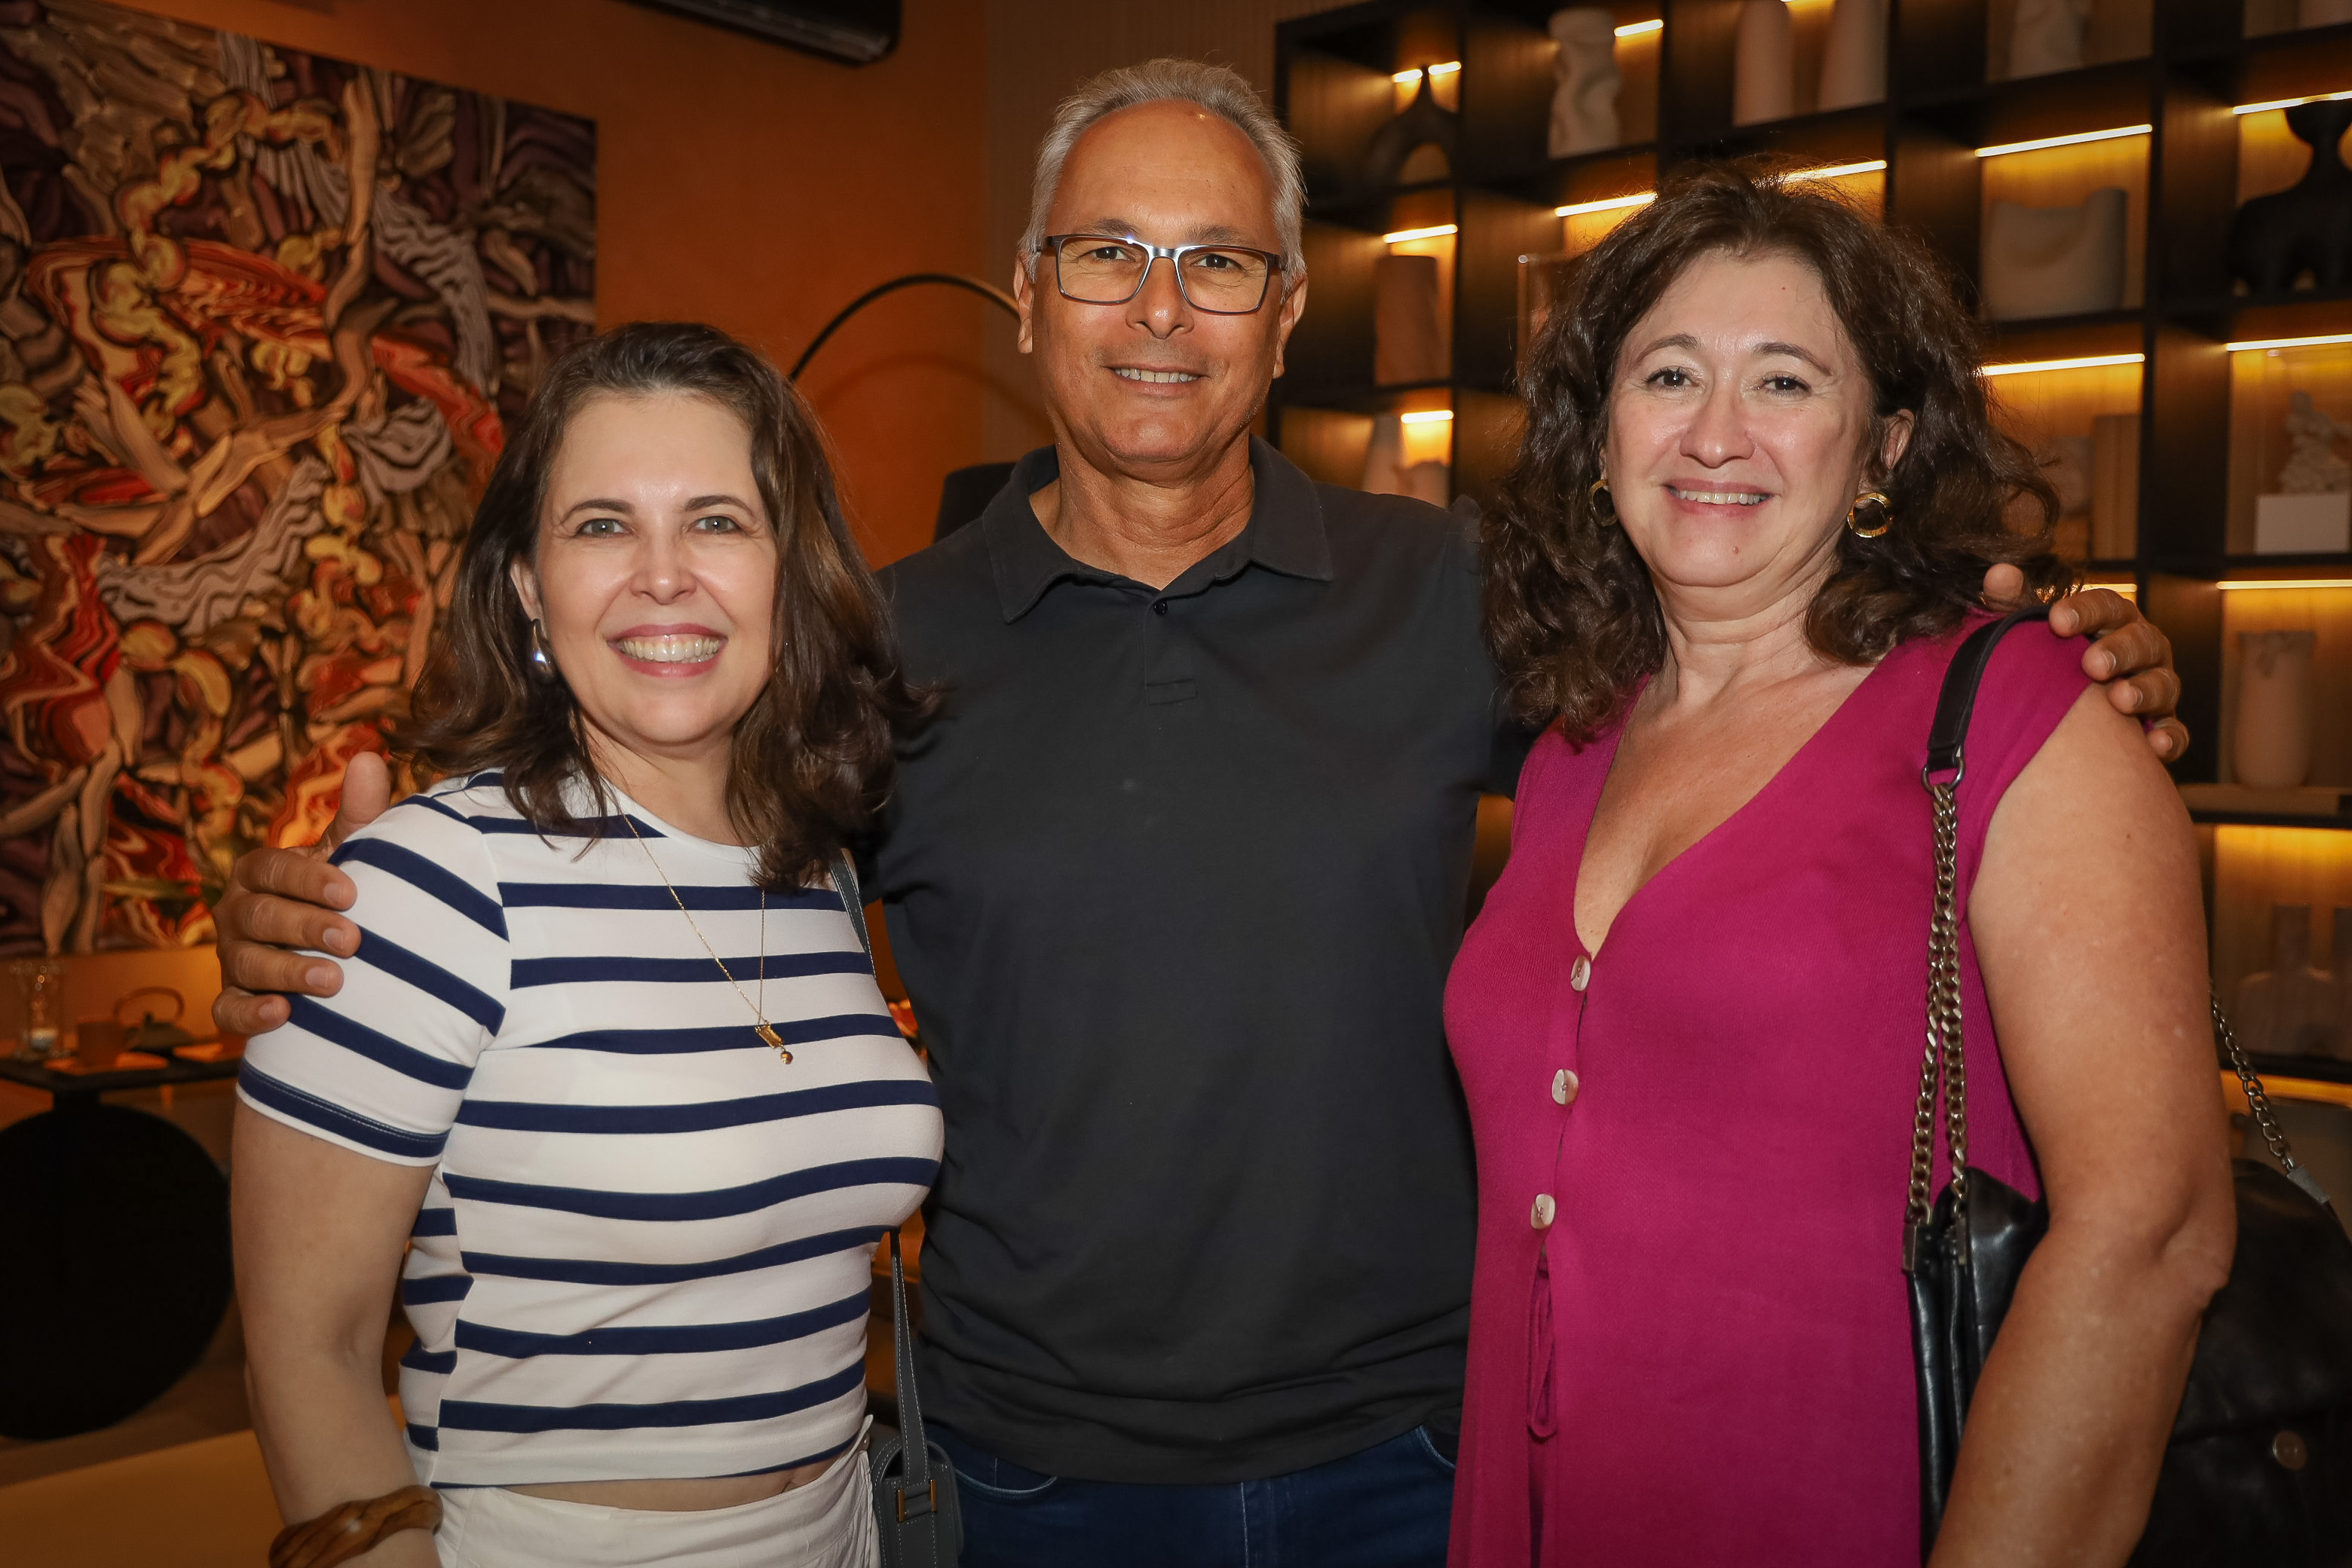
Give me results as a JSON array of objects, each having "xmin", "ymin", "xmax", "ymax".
[
  {"xmin": 1487, "ymin": 160, "xmax": 2072, "ymax": 738},
  {"xmin": 399, "ymin": 320, "xmax": 931, "ymax": 889}
]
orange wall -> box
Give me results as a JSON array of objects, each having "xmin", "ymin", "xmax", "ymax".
[{"xmin": 127, "ymin": 0, "xmax": 992, "ymax": 566}]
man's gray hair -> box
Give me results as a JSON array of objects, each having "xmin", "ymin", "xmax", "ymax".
[{"xmin": 1021, "ymin": 59, "xmax": 1306, "ymax": 274}]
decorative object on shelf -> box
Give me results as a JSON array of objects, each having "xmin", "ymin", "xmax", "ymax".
[
  {"xmin": 2035, "ymin": 436, "xmax": 2094, "ymax": 561},
  {"xmin": 2234, "ymin": 629, "xmax": 2319, "ymax": 789},
  {"xmin": 1361, "ymin": 414, "xmax": 1450, "ymax": 507},
  {"xmin": 2007, "ymin": 0, "xmax": 2090, "ymax": 78},
  {"xmin": 2236, "ymin": 903, "xmax": 2346, "ymax": 1057},
  {"xmin": 1375, "ymin": 253, "xmax": 1447, "ymax": 385},
  {"xmin": 1362, "ymin": 69, "xmax": 1458, "ymax": 188},
  {"xmin": 1980, "ymin": 188, "xmax": 2128, "ymax": 321},
  {"xmin": 1733, "ymin": 0, "xmax": 1793, "ymax": 126},
  {"xmin": 1548, "ymin": 8, "xmax": 1622, "ymax": 158},
  {"xmin": 2227, "ymin": 100, "xmax": 2352, "ymax": 296},
  {"xmin": 1818, "ymin": 0, "xmax": 1888, "ymax": 110},
  {"xmin": 2256, "ymin": 390, "xmax": 2352, "ymax": 552},
  {"xmin": 9, "ymin": 957, "xmax": 66, "ymax": 1060},
  {"xmin": 2090, "ymin": 413, "xmax": 2139, "ymax": 558}
]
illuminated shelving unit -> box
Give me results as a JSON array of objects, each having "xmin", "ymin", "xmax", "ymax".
[
  {"xmin": 1271, "ymin": 0, "xmax": 2352, "ymax": 767},
  {"xmin": 1272, "ymin": 1, "xmax": 2352, "ymax": 1068}
]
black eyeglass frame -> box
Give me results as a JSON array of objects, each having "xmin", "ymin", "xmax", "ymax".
[{"xmin": 1040, "ymin": 234, "xmax": 1288, "ymax": 315}]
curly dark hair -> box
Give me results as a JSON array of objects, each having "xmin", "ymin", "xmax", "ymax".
[
  {"xmin": 1487, "ymin": 161, "xmax": 2072, "ymax": 737},
  {"xmin": 399, "ymin": 321, "xmax": 931, "ymax": 889}
]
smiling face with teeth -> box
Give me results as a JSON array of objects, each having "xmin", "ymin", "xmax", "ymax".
[
  {"xmin": 508, "ymin": 390, "xmax": 777, "ymax": 810},
  {"xmin": 1015, "ymin": 99, "xmax": 1308, "ymax": 489},
  {"xmin": 1603, "ymin": 248, "xmax": 1912, "ymax": 625}
]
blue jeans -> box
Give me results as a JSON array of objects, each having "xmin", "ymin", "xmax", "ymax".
[{"xmin": 931, "ymin": 1422, "xmax": 1456, "ymax": 1568}]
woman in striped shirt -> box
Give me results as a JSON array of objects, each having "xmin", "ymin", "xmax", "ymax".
[{"xmin": 232, "ymin": 323, "xmax": 940, "ymax": 1567}]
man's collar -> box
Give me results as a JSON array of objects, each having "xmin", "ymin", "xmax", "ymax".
[{"xmin": 982, "ymin": 436, "xmax": 1334, "ymax": 623}]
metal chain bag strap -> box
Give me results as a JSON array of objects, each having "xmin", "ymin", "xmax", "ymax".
[
  {"xmin": 1906, "ymin": 609, "xmax": 2352, "ymax": 1566},
  {"xmin": 826, "ymin": 855, "xmax": 963, "ymax": 1568}
]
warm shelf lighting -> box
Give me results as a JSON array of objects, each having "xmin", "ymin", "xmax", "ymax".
[
  {"xmin": 1383, "ymin": 223, "xmax": 1459, "ymax": 243},
  {"xmin": 1614, "ymin": 19, "xmax": 1663, "ymax": 37},
  {"xmin": 2227, "ymin": 332, "xmax": 2352, "ymax": 353},
  {"xmin": 1398, "ymin": 409, "xmax": 1456, "ymax": 424},
  {"xmin": 1981, "ymin": 353, "xmax": 2145, "ymax": 377},
  {"xmin": 1392, "ymin": 61, "xmax": 1461, "ymax": 84},
  {"xmin": 1784, "ymin": 159, "xmax": 1888, "ymax": 181},
  {"xmin": 1556, "ymin": 191, "xmax": 1656, "ymax": 217},
  {"xmin": 1974, "ymin": 124, "xmax": 2151, "ymax": 158},
  {"xmin": 2234, "ymin": 90, "xmax": 2352, "ymax": 115},
  {"xmin": 2216, "ymin": 577, "xmax": 2352, "ymax": 590}
]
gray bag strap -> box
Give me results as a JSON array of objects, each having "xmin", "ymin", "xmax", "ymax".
[
  {"xmin": 827, "ymin": 853, "xmax": 955, "ymax": 1558},
  {"xmin": 827, "ymin": 853, "xmax": 873, "ymax": 963}
]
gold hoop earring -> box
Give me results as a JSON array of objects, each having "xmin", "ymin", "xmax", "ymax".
[
  {"xmin": 1846, "ymin": 491, "xmax": 1891, "ymax": 538},
  {"xmin": 1589, "ymin": 477, "xmax": 1616, "ymax": 525}
]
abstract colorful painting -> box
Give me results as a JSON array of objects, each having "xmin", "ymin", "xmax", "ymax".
[{"xmin": 0, "ymin": 0, "xmax": 593, "ymax": 954}]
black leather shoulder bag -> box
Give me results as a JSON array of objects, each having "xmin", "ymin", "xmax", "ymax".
[
  {"xmin": 1907, "ymin": 608, "xmax": 2352, "ymax": 1566},
  {"xmin": 828, "ymin": 856, "xmax": 963, "ymax": 1568}
]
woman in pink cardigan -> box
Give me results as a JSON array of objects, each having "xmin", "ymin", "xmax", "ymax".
[{"xmin": 1444, "ymin": 164, "xmax": 2233, "ymax": 1566}]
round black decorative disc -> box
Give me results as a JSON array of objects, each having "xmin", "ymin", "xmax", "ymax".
[{"xmin": 0, "ymin": 1104, "xmax": 233, "ymax": 1441}]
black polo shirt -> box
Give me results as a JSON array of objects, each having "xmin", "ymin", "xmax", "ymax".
[{"xmin": 871, "ymin": 437, "xmax": 1519, "ymax": 1484}]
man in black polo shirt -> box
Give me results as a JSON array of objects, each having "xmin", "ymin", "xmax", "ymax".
[{"xmin": 213, "ymin": 58, "xmax": 2185, "ymax": 1568}]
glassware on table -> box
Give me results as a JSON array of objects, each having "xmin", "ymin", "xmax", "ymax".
[{"xmin": 11, "ymin": 958, "xmax": 69, "ymax": 1060}]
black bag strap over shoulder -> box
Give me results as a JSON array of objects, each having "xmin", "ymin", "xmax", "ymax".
[
  {"xmin": 1911, "ymin": 609, "xmax": 2331, "ymax": 1221},
  {"xmin": 1907, "ymin": 607, "xmax": 2352, "ymax": 1567},
  {"xmin": 1925, "ymin": 607, "xmax": 2047, "ymax": 783}
]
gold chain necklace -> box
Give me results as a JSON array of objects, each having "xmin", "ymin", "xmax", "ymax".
[{"xmin": 619, "ymin": 810, "xmax": 792, "ymax": 1062}]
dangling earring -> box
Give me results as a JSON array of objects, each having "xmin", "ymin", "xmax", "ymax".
[
  {"xmin": 1846, "ymin": 490, "xmax": 1892, "ymax": 538},
  {"xmin": 1589, "ymin": 477, "xmax": 1617, "ymax": 526},
  {"xmin": 527, "ymin": 620, "xmax": 559, "ymax": 684}
]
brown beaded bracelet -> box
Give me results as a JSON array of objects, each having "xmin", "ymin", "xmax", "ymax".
[{"xmin": 269, "ymin": 1484, "xmax": 443, "ymax": 1568}]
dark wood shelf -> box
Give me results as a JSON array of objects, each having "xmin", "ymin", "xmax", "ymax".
[
  {"xmin": 2217, "ymin": 553, "xmax": 2352, "ymax": 574},
  {"xmin": 2243, "ymin": 1052, "xmax": 2352, "ymax": 1088}
]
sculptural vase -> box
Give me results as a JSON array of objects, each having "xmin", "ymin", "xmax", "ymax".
[
  {"xmin": 2233, "ymin": 629, "xmax": 2318, "ymax": 789},
  {"xmin": 1548, "ymin": 8, "xmax": 1621, "ymax": 158},
  {"xmin": 1361, "ymin": 71, "xmax": 1457, "ymax": 189},
  {"xmin": 1361, "ymin": 413, "xmax": 1449, "ymax": 506},
  {"xmin": 1732, "ymin": 0, "xmax": 1793, "ymax": 126},
  {"xmin": 1818, "ymin": 0, "xmax": 1887, "ymax": 110},
  {"xmin": 2008, "ymin": 0, "xmax": 2088, "ymax": 78},
  {"xmin": 2228, "ymin": 100, "xmax": 2352, "ymax": 295},
  {"xmin": 2237, "ymin": 903, "xmax": 2347, "ymax": 1058},
  {"xmin": 1980, "ymin": 188, "xmax": 2128, "ymax": 320}
]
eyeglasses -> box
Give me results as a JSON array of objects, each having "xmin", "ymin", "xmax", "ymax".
[{"xmin": 1042, "ymin": 234, "xmax": 1285, "ymax": 314}]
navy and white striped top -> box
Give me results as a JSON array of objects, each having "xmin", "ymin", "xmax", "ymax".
[{"xmin": 237, "ymin": 771, "xmax": 941, "ymax": 1487}]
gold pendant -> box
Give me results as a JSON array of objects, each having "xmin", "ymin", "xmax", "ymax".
[{"xmin": 755, "ymin": 1021, "xmax": 791, "ymax": 1062}]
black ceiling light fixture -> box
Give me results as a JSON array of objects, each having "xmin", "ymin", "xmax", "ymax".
[{"xmin": 628, "ymin": 0, "xmax": 902, "ymax": 65}]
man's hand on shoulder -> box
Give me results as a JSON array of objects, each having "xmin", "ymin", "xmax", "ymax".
[
  {"xmin": 212, "ymin": 752, "xmax": 390, "ymax": 1037},
  {"xmin": 1982, "ymin": 564, "xmax": 2188, "ymax": 763}
]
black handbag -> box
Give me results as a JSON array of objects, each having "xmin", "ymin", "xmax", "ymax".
[
  {"xmin": 828, "ymin": 858, "xmax": 963, "ymax": 1567},
  {"xmin": 1906, "ymin": 609, "xmax": 2352, "ymax": 1566}
]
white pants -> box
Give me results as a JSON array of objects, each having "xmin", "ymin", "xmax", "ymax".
[{"xmin": 433, "ymin": 1426, "xmax": 877, "ymax": 1567}]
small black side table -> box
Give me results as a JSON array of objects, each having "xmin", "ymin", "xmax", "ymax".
[{"xmin": 0, "ymin": 1049, "xmax": 241, "ymax": 1440}]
